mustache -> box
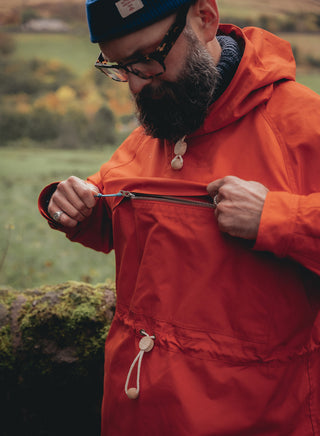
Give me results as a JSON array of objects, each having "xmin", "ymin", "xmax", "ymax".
[{"xmin": 134, "ymin": 81, "xmax": 182, "ymax": 105}]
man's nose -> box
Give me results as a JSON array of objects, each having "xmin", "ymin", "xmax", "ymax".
[{"xmin": 128, "ymin": 73, "xmax": 152, "ymax": 95}]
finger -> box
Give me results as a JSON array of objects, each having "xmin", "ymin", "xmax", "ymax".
[
  {"xmin": 50, "ymin": 189, "xmax": 88, "ymax": 220},
  {"xmin": 48, "ymin": 201, "xmax": 79, "ymax": 228},
  {"xmin": 48, "ymin": 186, "xmax": 90, "ymax": 222},
  {"xmin": 51, "ymin": 192, "xmax": 92, "ymax": 223},
  {"xmin": 57, "ymin": 180, "xmax": 94, "ymax": 218},
  {"xmin": 207, "ymin": 178, "xmax": 226, "ymax": 195},
  {"xmin": 53, "ymin": 211, "xmax": 78, "ymax": 228},
  {"xmin": 73, "ymin": 181, "xmax": 100, "ymax": 209}
]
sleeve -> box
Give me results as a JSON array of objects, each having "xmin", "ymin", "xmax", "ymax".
[
  {"xmin": 254, "ymin": 81, "xmax": 320, "ymax": 275},
  {"xmin": 255, "ymin": 191, "xmax": 320, "ymax": 275},
  {"xmin": 38, "ymin": 177, "xmax": 113, "ymax": 255}
]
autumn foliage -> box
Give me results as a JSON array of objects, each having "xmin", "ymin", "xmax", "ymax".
[{"xmin": 0, "ymin": 32, "xmax": 136, "ymax": 148}]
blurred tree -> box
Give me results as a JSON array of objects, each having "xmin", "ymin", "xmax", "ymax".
[
  {"xmin": 26, "ymin": 107, "xmax": 61, "ymax": 141},
  {"xmin": 0, "ymin": 59, "xmax": 76, "ymax": 96},
  {"xmin": 0, "ymin": 110, "xmax": 29, "ymax": 142},
  {"xmin": 21, "ymin": 8, "xmax": 39, "ymax": 24},
  {"xmin": 87, "ymin": 106, "xmax": 116, "ymax": 146},
  {"xmin": 57, "ymin": 110, "xmax": 90, "ymax": 149},
  {"xmin": 0, "ymin": 32, "xmax": 15, "ymax": 56}
]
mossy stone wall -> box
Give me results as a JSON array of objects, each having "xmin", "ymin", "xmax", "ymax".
[{"xmin": 0, "ymin": 281, "xmax": 116, "ymax": 436}]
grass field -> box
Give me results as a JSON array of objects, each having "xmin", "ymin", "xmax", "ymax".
[
  {"xmin": 296, "ymin": 73, "xmax": 320, "ymax": 95},
  {"xmin": 0, "ymin": 147, "xmax": 117, "ymax": 290}
]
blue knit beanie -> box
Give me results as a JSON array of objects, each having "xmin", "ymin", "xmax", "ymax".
[{"xmin": 86, "ymin": 0, "xmax": 193, "ymax": 43}]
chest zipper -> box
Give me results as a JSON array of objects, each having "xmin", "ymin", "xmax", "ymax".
[{"xmin": 96, "ymin": 190, "xmax": 216, "ymax": 209}]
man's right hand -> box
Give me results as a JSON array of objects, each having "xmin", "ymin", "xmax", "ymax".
[{"xmin": 48, "ymin": 176, "xmax": 100, "ymax": 227}]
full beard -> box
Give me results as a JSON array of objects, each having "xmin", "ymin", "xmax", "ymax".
[{"xmin": 134, "ymin": 27, "xmax": 221, "ymax": 142}]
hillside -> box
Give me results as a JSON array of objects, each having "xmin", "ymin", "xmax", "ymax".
[
  {"xmin": 1, "ymin": 0, "xmax": 320, "ymax": 25},
  {"xmin": 2, "ymin": 0, "xmax": 320, "ymax": 13},
  {"xmin": 219, "ymin": 0, "xmax": 320, "ymax": 16}
]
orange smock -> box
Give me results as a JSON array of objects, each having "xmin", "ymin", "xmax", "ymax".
[{"xmin": 39, "ymin": 25, "xmax": 320, "ymax": 435}]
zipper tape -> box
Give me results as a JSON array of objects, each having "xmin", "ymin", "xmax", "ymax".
[{"xmin": 96, "ymin": 191, "xmax": 216, "ymax": 208}]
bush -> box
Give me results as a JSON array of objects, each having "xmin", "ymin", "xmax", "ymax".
[
  {"xmin": 306, "ymin": 55, "xmax": 320, "ymax": 68},
  {"xmin": 291, "ymin": 45, "xmax": 301, "ymax": 65},
  {"xmin": 0, "ymin": 59, "xmax": 76, "ymax": 96},
  {"xmin": 0, "ymin": 61, "xmax": 39, "ymax": 95},
  {"xmin": 223, "ymin": 12, "xmax": 320, "ymax": 34},
  {"xmin": 0, "ymin": 110, "xmax": 29, "ymax": 143},
  {"xmin": 55, "ymin": 110, "xmax": 90, "ymax": 149},
  {"xmin": 21, "ymin": 8, "xmax": 40, "ymax": 24},
  {"xmin": 0, "ymin": 56, "xmax": 117, "ymax": 148},
  {"xmin": 0, "ymin": 104, "xmax": 117, "ymax": 148},
  {"xmin": 87, "ymin": 106, "xmax": 116, "ymax": 146},
  {"xmin": 0, "ymin": 107, "xmax": 63, "ymax": 145},
  {"xmin": 0, "ymin": 32, "xmax": 15, "ymax": 56},
  {"xmin": 26, "ymin": 108, "xmax": 61, "ymax": 141}
]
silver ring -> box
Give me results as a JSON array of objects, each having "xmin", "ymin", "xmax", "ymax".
[
  {"xmin": 52, "ymin": 210, "xmax": 63, "ymax": 222},
  {"xmin": 213, "ymin": 194, "xmax": 219, "ymax": 208}
]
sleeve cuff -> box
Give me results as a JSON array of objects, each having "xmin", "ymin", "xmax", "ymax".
[
  {"xmin": 38, "ymin": 182, "xmax": 62, "ymax": 229},
  {"xmin": 254, "ymin": 191, "xmax": 300, "ymax": 257}
]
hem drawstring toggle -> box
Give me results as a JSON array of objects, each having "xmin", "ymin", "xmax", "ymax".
[{"xmin": 125, "ymin": 330, "xmax": 155, "ymax": 400}]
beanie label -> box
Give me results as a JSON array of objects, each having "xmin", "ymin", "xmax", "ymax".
[{"xmin": 115, "ymin": 0, "xmax": 144, "ymax": 18}]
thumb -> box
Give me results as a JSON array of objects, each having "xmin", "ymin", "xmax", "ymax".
[
  {"xmin": 86, "ymin": 182, "xmax": 100, "ymax": 196},
  {"xmin": 207, "ymin": 178, "xmax": 225, "ymax": 195}
]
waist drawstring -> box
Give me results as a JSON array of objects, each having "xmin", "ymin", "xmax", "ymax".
[{"xmin": 125, "ymin": 330, "xmax": 155, "ymax": 400}]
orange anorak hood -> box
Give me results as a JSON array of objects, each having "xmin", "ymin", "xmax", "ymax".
[{"xmin": 199, "ymin": 25, "xmax": 296, "ymax": 133}]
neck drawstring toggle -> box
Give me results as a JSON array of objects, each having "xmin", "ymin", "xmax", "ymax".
[
  {"xmin": 125, "ymin": 330, "xmax": 155, "ymax": 400},
  {"xmin": 171, "ymin": 136, "xmax": 187, "ymax": 170}
]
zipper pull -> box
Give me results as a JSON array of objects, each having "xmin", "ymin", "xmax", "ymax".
[
  {"xmin": 95, "ymin": 191, "xmax": 135, "ymax": 198},
  {"xmin": 120, "ymin": 190, "xmax": 135, "ymax": 198},
  {"xmin": 94, "ymin": 192, "xmax": 123, "ymax": 198}
]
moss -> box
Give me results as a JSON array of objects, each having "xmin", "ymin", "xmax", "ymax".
[
  {"xmin": 0, "ymin": 325, "xmax": 14, "ymax": 370},
  {"xmin": 0, "ymin": 286, "xmax": 16, "ymax": 308},
  {"xmin": 18, "ymin": 281, "xmax": 115, "ymax": 368},
  {"xmin": 0, "ymin": 288, "xmax": 14, "ymax": 370},
  {"xmin": 0, "ymin": 280, "xmax": 116, "ymax": 372}
]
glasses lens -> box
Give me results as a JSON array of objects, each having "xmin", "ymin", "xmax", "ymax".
[
  {"xmin": 126, "ymin": 58, "xmax": 165, "ymax": 79},
  {"xmin": 95, "ymin": 65, "xmax": 128, "ymax": 82},
  {"xmin": 106, "ymin": 67, "xmax": 128, "ymax": 82}
]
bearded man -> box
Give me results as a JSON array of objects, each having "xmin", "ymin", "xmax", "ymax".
[{"xmin": 39, "ymin": 0, "xmax": 320, "ymax": 434}]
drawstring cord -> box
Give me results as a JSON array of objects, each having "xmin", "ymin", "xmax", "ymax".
[{"xmin": 125, "ymin": 330, "xmax": 155, "ymax": 400}]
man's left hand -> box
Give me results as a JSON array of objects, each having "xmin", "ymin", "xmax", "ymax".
[{"xmin": 207, "ymin": 176, "xmax": 269, "ymax": 240}]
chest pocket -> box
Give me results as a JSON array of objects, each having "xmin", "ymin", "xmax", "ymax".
[{"xmin": 113, "ymin": 193, "xmax": 275, "ymax": 344}]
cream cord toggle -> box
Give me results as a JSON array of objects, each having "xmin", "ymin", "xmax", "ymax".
[
  {"xmin": 125, "ymin": 330, "xmax": 155, "ymax": 400},
  {"xmin": 171, "ymin": 136, "xmax": 187, "ymax": 170}
]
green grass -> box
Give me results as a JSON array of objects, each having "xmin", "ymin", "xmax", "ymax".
[
  {"xmin": 297, "ymin": 73, "xmax": 320, "ymax": 95},
  {"xmin": 0, "ymin": 147, "xmax": 117, "ymax": 290}
]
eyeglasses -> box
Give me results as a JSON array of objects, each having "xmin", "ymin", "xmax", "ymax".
[{"xmin": 94, "ymin": 2, "xmax": 190, "ymax": 82}]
